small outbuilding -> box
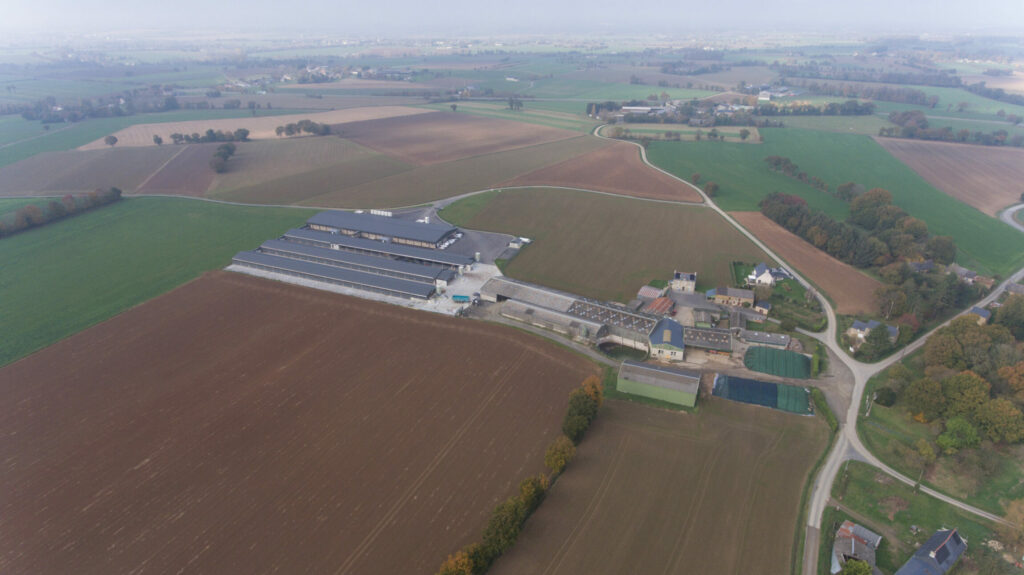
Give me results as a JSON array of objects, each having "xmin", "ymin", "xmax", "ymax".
[
  {"xmin": 617, "ymin": 360, "xmax": 700, "ymax": 408},
  {"xmin": 649, "ymin": 317, "xmax": 686, "ymax": 362},
  {"xmin": 967, "ymin": 306, "xmax": 991, "ymax": 325},
  {"xmin": 831, "ymin": 520, "xmax": 883, "ymax": 575},
  {"xmin": 894, "ymin": 528, "xmax": 966, "ymax": 575}
]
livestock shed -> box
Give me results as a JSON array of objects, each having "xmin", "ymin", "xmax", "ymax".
[
  {"xmin": 683, "ymin": 326, "xmax": 733, "ymax": 354},
  {"xmin": 712, "ymin": 374, "xmax": 811, "ymax": 414},
  {"xmin": 306, "ymin": 210, "xmax": 457, "ymax": 248},
  {"xmin": 231, "ymin": 251, "xmax": 436, "ymax": 299},
  {"xmin": 282, "ymin": 228, "xmax": 473, "ymax": 271},
  {"xmin": 479, "ymin": 277, "xmax": 577, "ymax": 311},
  {"xmin": 743, "ymin": 346, "xmax": 810, "ymax": 379},
  {"xmin": 258, "ymin": 240, "xmax": 456, "ymax": 287},
  {"xmin": 500, "ymin": 301, "xmax": 606, "ymax": 342},
  {"xmin": 617, "ymin": 360, "xmax": 700, "ymax": 408}
]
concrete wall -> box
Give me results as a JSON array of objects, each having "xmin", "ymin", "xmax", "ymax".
[{"xmin": 616, "ymin": 376, "xmax": 696, "ymax": 407}]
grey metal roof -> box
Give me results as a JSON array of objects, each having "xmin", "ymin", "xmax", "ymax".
[
  {"xmin": 259, "ymin": 239, "xmax": 446, "ymax": 282},
  {"xmin": 969, "ymin": 306, "xmax": 991, "ymax": 319},
  {"xmin": 619, "ymin": 360, "xmax": 700, "ymax": 394},
  {"xmin": 895, "ymin": 529, "xmax": 965, "ymax": 575},
  {"xmin": 307, "ymin": 211, "xmax": 456, "ymax": 244},
  {"xmin": 480, "ymin": 277, "xmax": 577, "ymax": 312},
  {"xmin": 683, "ymin": 326, "xmax": 733, "ymax": 351},
  {"xmin": 232, "ymin": 251, "xmax": 436, "ymax": 298},
  {"xmin": 282, "ymin": 228, "xmax": 473, "ymax": 267},
  {"xmin": 742, "ymin": 330, "xmax": 790, "ymax": 346}
]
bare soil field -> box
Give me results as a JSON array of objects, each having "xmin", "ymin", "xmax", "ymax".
[
  {"xmin": 79, "ymin": 106, "xmax": 431, "ymax": 149},
  {"xmin": 730, "ymin": 211, "xmax": 883, "ymax": 314},
  {"xmin": 278, "ymin": 79, "xmax": 437, "ymax": 91},
  {"xmin": 876, "ymin": 138, "xmax": 1024, "ymax": 217},
  {"xmin": 297, "ymin": 136, "xmax": 609, "ymax": 208},
  {"xmin": 176, "ymin": 93, "xmax": 426, "ymax": 111},
  {"xmin": 0, "ymin": 272, "xmax": 598, "ymax": 575},
  {"xmin": 503, "ymin": 141, "xmax": 703, "ymax": 202},
  {"xmin": 0, "ymin": 146, "xmax": 179, "ymax": 195},
  {"xmin": 491, "ymin": 399, "xmax": 829, "ymax": 575},
  {"xmin": 335, "ymin": 111, "xmax": 578, "ymax": 165},
  {"xmin": 135, "ymin": 143, "xmax": 221, "ymax": 195},
  {"xmin": 445, "ymin": 188, "xmax": 772, "ymax": 302}
]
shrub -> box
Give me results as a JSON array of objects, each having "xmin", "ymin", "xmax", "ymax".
[
  {"xmin": 875, "ymin": 387, "xmax": 897, "ymax": 407},
  {"xmin": 811, "ymin": 388, "xmax": 838, "ymax": 433}
]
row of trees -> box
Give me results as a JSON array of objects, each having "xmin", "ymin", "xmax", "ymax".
[
  {"xmin": 764, "ymin": 156, "xmax": 828, "ymax": 193},
  {"xmin": 166, "ymin": 128, "xmax": 249, "ymax": 145},
  {"xmin": 772, "ymin": 63, "xmax": 962, "ymax": 87},
  {"xmin": 754, "ymin": 100, "xmax": 876, "ymax": 117},
  {"xmin": 965, "ymin": 81, "xmax": 1024, "ymax": 108},
  {"xmin": 0, "ymin": 188, "xmax": 122, "ymax": 238},
  {"xmin": 434, "ymin": 376, "xmax": 603, "ymax": 575},
  {"xmin": 760, "ymin": 190, "xmax": 954, "ymax": 270},
  {"xmin": 793, "ymin": 81, "xmax": 939, "ymax": 107},
  {"xmin": 275, "ymin": 119, "xmax": 331, "ymax": 137},
  {"xmin": 882, "ymin": 109, "xmax": 1024, "ymax": 147}
]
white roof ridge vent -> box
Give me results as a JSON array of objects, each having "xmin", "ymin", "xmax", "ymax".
[{"xmin": 369, "ymin": 209, "xmax": 393, "ymax": 217}]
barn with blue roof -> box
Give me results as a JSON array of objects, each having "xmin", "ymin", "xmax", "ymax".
[{"xmin": 649, "ymin": 317, "xmax": 685, "ymax": 362}]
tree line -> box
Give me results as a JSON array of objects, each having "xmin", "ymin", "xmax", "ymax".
[
  {"xmin": 791, "ymin": 80, "xmax": 939, "ymax": 107},
  {"xmin": 965, "ymin": 81, "xmax": 1024, "ymax": 108},
  {"xmin": 754, "ymin": 100, "xmax": 876, "ymax": 117},
  {"xmin": 275, "ymin": 119, "xmax": 331, "ymax": 137},
  {"xmin": 772, "ymin": 63, "xmax": 962, "ymax": 87},
  {"xmin": 0, "ymin": 188, "xmax": 122, "ymax": 238},
  {"xmin": 434, "ymin": 376, "xmax": 603, "ymax": 575},
  {"xmin": 880, "ymin": 110, "xmax": 1023, "ymax": 147},
  {"xmin": 166, "ymin": 128, "xmax": 249, "ymax": 145},
  {"xmin": 764, "ymin": 156, "xmax": 828, "ymax": 194}
]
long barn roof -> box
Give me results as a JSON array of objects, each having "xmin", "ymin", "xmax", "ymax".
[
  {"xmin": 232, "ymin": 251, "xmax": 436, "ymax": 299},
  {"xmin": 282, "ymin": 228, "xmax": 473, "ymax": 267},
  {"xmin": 260, "ymin": 239, "xmax": 447, "ymax": 282},
  {"xmin": 307, "ymin": 211, "xmax": 456, "ymax": 244}
]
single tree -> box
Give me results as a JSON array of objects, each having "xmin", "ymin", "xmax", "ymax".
[
  {"xmin": 905, "ymin": 377, "xmax": 944, "ymax": 422},
  {"xmin": 152, "ymin": 134, "xmax": 163, "ymax": 145},
  {"xmin": 739, "ymin": 128, "xmax": 751, "ymax": 140},
  {"xmin": 691, "ymin": 173, "xmax": 701, "ymax": 184},
  {"xmin": 104, "ymin": 135, "xmax": 118, "ymax": 147},
  {"xmin": 544, "ymin": 435, "xmax": 576, "ymax": 475},
  {"xmin": 450, "ymin": 103, "xmax": 457, "ymax": 112},
  {"xmin": 703, "ymin": 181, "xmax": 719, "ymax": 197},
  {"xmin": 839, "ymin": 559, "xmax": 872, "ymax": 575},
  {"xmin": 436, "ymin": 548, "xmax": 475, "ymax": 575}
]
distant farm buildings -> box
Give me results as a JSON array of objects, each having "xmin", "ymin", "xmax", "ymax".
[{"xmin": 231, "ymin": 211, "xmax": 475, "ymax": 301}]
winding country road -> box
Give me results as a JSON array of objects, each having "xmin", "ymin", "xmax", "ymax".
[{"xmin": 588, "ymin": 125, "xmax": 1019, "ymax": 575}]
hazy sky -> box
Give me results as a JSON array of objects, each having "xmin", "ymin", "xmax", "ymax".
[{"xmin": 3, "ymin": 0, "xmax": 1024, "ymax": 35}]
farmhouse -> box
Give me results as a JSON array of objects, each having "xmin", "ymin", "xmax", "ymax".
[
  {"xmin": 617, "ymin": 360, "xmax": 700, "ymax": 407},
  {"xmin": 754, "ymin": 300, "xmax": 772, "ymax": 316},
  {"xmin": 967, "ymin": 306, "xmax": 991, "ymax": 325},
  {"xmin": 649, "ymin": 317, "xmax": 686, "ymax": 361},
  {"xmin": 707, "ymin": 286, "xmax": 755, "ymax": 307},
  {"xmin": 947, "ymin": 263, "xmax": 977, "ymax": 285},
  {"xmin": 746, "ymin": 262, "xmax": 792, "ymax": 287},
  {"xmin": 306, "ymin": 210, "xmax": 457, "ymax": 248},
  {"xmin": 670, "ymin": 271, "xmax": 697, "ymax": 293},
  {"xmin": 847, "ymin": 320, "xmax": 898, "ymax": 342},
  {"xmin": 831, "ymin": 521, "xmax": 883, "ymax": 575},
  {"xmin": 894, "ymin": 528, "xmax": 966, "ymax": 575}
]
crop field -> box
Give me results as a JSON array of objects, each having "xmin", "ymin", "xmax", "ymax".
[
  {"xmin": 648, "ymin": 129, "xmax": 1024, "ymax": 277},
  {"xmin": 441, "ymin": 188, "xmax": 772, "ymax": 302},
  {"xmin": 730, "ymin": 212, "xmax": 882, "ymax": 314},
  {"xmin": 0, "ymin": 197, "xmax": 312, "ymax": 366},
  {"xmin": 421, "ymin": 101, "xmax": 598, "ymax": 133},
  {"xmin": 0, "ymin": 146, "xmax": 180, "ymax": 195},
  {"xmin": 135, "ymin": 143, "xmax": 221, "ymax": 195},
  {"xmin": 502, "ymin": 140, "xmax": 703, "ymax": 202},
  {"xmin": 295, "ymin": 136, "xmax": 609, "ymax": 208},
  {"xmin": 0, "ymin": 272, "xmax": 597, "ymax": 574},
  {"xmin": 335, "ymin": 111, "xmax": 578, "ymax": 165},
  {"xmin": 0, "ymin": 109, "xmax": 301, "ymax": 169},
  {"xmin": 79, "ymin": 106, "xmax": 431, "ymax": 149},
  {"xmin": 876, "ymin": 138, "xmax": 1024, "ymax": 217},
  {"xmin": 491, "ymin": 399, "xmax": 828, "ymax": 575}
]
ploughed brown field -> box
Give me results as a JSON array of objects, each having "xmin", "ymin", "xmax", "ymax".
[
  {"xmin": 0, "ymin": 272, "xmax": 597, "ymax": 574},
  {"xmin": 730, "ymin": 211, "xmax": 883, "ymax": 315},
  {"xmin": 490, "ymin": 399, "xmax": 829, "ymax": 575},
  {"xmin": 877, "ymin": 138, "xmax": 1024, "ymax": 217},
  {"xmin": 502, "ymin": 140, "xmax": 704, "ymax": 203},
  {"xmin": 335, "ymin": 111, "xmax": 578, "ymax": 165},
  {"xmin": 78, "ymin": 106, "xmax": 431, "ymax": 149},
  {"xmin": 135, "ymin": 143, "xmax": 220, "ymax": 195}
]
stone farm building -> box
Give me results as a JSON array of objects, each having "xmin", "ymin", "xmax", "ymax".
[
  {"xmin": 831, "ymin": 521, "xmax": 883, "ymax": 575},
  {"xmin": 230, "ymin": 212, "xmax": 474, "ymax": 300},
  {"xmin": 617, "ymin": 360, "xmax": 700, "ymax": 407}
]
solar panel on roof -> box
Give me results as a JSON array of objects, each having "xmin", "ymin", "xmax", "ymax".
[{"xmin": 232, "ymin": 251, "xmax": 435, "ymax": 298}]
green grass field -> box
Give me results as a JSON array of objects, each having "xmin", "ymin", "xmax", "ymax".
[
  {"xmin": 831, "ymin": 461, "xmax": 1015, "ymax": 574},
  {"xmin": 441, "ymin": 187, "xmax": 772, "ymax": 302},
  {"xmin": 0, "ymin": 197, "xmax": 312, "ymax": 366},
  {"xmin": 647, "ymin": 129, "xmax": 1024, "ymax": 277},
  {"xmin": 420, "ymin": 101, "xmax": 598, "ymax": 133}
]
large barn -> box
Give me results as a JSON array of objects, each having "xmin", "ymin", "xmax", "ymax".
[
  {"xmin": 306, "ymin": 211, "xmax": 457, "ymax": 248},
  {"xmin": 617, "ymin": 360, "xmax": 700, "ymax": 407}
]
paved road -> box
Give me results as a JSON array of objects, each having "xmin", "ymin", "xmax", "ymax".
[
  {"xmin": 588, "ymin": 125, "xmax": 1018, "ymax": 575},
  {"xmin": 1001, "ymin": 203, "xmax": 1024, "ymax": 233}
]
